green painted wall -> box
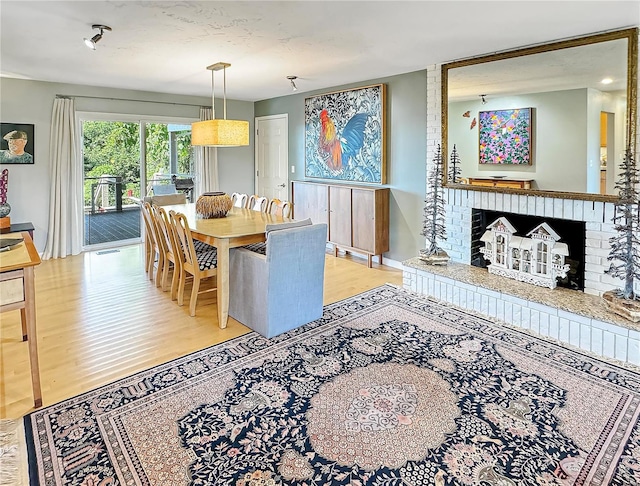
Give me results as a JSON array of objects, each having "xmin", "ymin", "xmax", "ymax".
[{"xmin": 255, "ymin": 70, "xmax": 427, "ymax": 264}]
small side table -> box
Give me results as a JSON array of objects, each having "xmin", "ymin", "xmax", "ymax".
[
  {"xmin": 0, "ymin": 222, "xmax": 35, "ymax": 239},
  {"xmin": 0, "ymin": 231, "xmax": 42, "ymax": 408}
]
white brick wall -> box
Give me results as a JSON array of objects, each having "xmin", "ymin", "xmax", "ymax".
[{"xmin": 403, "ymin": 265, "xmax": 640, "ymax": 366}]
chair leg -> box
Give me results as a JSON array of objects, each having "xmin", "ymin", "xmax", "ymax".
[
  {"xmin": 161, "ymin": 260, "xmax": 171, "ymax": 291},
  {"xmin": 155, "ymin": 254, "xmax": 165, "ymax": 288},
  {"xmin": 189, "ymin": 277, "xmax": 201, "ymax": 316},
  {"xmin": 170, "ymin": 265, "xmax": 180, "ymax": 301},
  {"xmin": 178, "ymin": 270, "xmax": 186, "ymax": 306},
  {"xmin": 147, "ymin": 249, "xmax": 156, "ymax": 280},
  {"xmin": 144, "ymin": 241, "xmax": 150, "ymax": 272}
]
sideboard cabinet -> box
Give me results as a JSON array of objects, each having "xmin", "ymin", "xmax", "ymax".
[{"xmin": 292, "ymin": 181, "xmax": 389, "ymax": 267}]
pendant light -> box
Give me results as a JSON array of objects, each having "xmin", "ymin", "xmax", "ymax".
[{"xmin": 191, "ymin": 62, "xmax": 249, "ymax": 147}]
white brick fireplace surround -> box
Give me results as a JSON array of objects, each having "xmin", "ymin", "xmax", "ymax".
[
  {"xmin": 441, "ymin": 188, "xmax": 618, "ymax": 297},
  {"xmin": 403, "ymin": 187, "xmax": 640, "ymax": 365},
  {"xmin": 403, "ymin": 59, "xmax": 640, "ymax": 366}
]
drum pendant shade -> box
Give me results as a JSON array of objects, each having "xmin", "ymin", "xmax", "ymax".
[{"xmin": 192, "ymin": 62, "xmax": 249, "ymax": 147}]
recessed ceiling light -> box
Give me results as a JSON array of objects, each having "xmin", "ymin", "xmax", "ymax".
[{"xmin": 601, "ymin": 78, "xmax": 613, "ymax": 85}]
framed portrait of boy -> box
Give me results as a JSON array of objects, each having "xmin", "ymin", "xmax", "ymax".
[{"xmin": 0, "ymin": 122, "xmax": 34, "ymax": 165}]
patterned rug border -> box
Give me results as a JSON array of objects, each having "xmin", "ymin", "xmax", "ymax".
[{"xmin": 24, "ymin": 284, "xmax": 640, "ymax": 485}]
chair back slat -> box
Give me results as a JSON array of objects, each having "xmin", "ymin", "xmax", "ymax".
[
  {"xmin": 171, "ymin": 211, "xmax": 198, "ymax": 270},
  {"xmin": 140, "ymin": 202, "xmax": 156, "ymax": 246},
  {"xmin": 231, "ymin": 192, "xmax": 248, "ymax": 208},
  {"xmin": 248, "ymin": 195, "xmax": 268, "ymax": 212},
  {"xmin": 268, "ymin": 199, "xmax": 292, "ymax": 218}
]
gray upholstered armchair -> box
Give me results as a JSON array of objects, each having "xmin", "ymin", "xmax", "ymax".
[{"xmin": 229, "ymin": 221, "xmax": 327, "ymax": 338}]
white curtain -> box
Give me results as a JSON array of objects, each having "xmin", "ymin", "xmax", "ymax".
[
  {"xmin": 194, "ymin": 107, "xmax": 219, "ymax": 196},
  {"xmin": 43, "ymin": 98, "xmax": 82, "ymax": 259}
]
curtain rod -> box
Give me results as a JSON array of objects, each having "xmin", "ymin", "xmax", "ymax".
[{"xmin": 55, "ymin": 94, "xmax": 206, "ymax": 108}]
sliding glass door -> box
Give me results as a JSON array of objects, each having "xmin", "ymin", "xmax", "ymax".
[{"xmin": 80, "ymin": 114, "xmax": 194, "ymax": 249}]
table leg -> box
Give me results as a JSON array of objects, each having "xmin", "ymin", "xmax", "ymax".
[
  {"xmin": 23, "ymin": 267, "xmax": 42, "ymax": 408},
  {"xmin": 20, "ymin": 308, "xmax": 27, "ymax": 341},
  {"xmin": 217, "ymin": 239, "xmax": 230, "ymax": 329}
]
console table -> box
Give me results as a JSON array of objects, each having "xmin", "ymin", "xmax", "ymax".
[
  {"xmin": 0, "ymin": 221, "xmax": 35, "ymax": 239},
  {"xmin": 467, "ymin": 177, "xmax": 533, "ymax": 189},
  {"xmin": 0, "ymin": 232, "xmax": 42, "ymax": 407}
]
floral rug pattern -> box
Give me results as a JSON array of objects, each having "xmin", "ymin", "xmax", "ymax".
[{"xmin": 25, "ymin": 285, "xmax": 640, "ymax": 485}]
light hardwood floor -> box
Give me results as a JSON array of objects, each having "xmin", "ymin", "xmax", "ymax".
[{"xmin": 0, "ymin": 244, "xmax": 402, "ymax": 419}]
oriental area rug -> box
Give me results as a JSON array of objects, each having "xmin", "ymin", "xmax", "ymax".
[{"xmin": 25, "ymin": 285, "xmax": 640, "ymax": 485}]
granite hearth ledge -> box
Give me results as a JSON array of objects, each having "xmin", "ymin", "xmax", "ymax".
[{"xmin": 403, "ymin": 257, "xmax": 637, "ymax": 332}]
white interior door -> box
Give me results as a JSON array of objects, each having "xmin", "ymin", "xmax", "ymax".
[{"xmin": 255, "ymin": 114, "xmax": 289, "ymax": 200}]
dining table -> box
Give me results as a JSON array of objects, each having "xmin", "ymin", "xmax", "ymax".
[{"xmin": 162, "ymin": 203, "xmax": 289, "ymax": 329}]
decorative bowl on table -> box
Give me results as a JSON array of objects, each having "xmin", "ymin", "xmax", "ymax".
[{"xmin": 196, "ymin": 192, "xmax": 233, "ymax": 218}]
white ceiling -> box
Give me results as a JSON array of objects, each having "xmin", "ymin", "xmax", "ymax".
[{"xmin": 1, "ymin": 1, "xmax": 638, "ymax": 102}]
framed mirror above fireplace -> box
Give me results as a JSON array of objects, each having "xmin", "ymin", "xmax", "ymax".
[{"xmin": 441, "ymin": 27, "xmax": 638, "ymax": 201}]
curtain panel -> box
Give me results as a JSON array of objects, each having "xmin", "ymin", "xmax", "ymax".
[
  {"xmin": 43, "ymin": 98, "xmax": 82, "ymax": 260},
  {"xmin": 194, "ymin": 107, "xmax": 219, "ymax": 197}
]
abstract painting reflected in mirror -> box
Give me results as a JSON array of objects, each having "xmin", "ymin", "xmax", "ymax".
[{"xmin": 478, "ymin": 108, "xmax": 532, "ymax": 165}]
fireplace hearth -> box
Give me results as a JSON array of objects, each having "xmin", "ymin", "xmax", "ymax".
[{"xmin": 471, "ymin": 209, "xmax": 586, "ymax": 291}]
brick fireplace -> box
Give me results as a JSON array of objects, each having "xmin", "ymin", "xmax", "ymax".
[
  {"xmin": 440, "ymin": 188, "xmax": 619, "ymax": 296},
  {"xmin": 402, "ymin": 63, "xmax": 640, "ymax": 364}
]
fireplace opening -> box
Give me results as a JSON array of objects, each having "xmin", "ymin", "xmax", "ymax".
[{"xmin": 471, "ymin": 209, "xmax": 586, "ymax": 291}]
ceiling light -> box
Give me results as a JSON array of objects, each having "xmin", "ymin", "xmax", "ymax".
[
  {"xmin": 287, "ymin": 76, "xmax": 298, "ymax": 92},
  {"xmin": 84, "ymin": 24, "xmax": 112, "ymax": 50},
  {"xmin": 601, "ymin": 77, "xmax": 613, "ymax": 85},
  {"xmin": 191, "ymin": 62, "xmax": 250, "ymax": 147},
  {"xmin": 480, "ymin": 94, "xmax": 487, "ymax": 104}
]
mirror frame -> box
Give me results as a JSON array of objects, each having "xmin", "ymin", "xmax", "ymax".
[{"xmin": 441, "ymin": 27, "xmax": 638, "ymax": 202}]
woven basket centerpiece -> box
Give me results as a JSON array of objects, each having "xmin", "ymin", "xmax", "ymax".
[{"xmin": 196, "ymin": 192, "xmax": 233, "ymax": 218}]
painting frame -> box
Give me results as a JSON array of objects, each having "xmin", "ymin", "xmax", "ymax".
[
  {"xmin": 478, "ymin": 108, "xmax": 533, "ymax": 165},
  {"xmin": 305, "ymin": 84, "xmax": 386, "ymax": 184},
  {"xmin": 0, "ymin": 122, "xmax": 35, "ymax": 165}
]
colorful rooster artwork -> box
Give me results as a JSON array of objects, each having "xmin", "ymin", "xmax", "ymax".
[
  {"xmin": 318, "ymin": 109, "xmax": 368, "ymax": 173},
  {"xmin": 304, "ymin": 84, "xmax": 385, "ymax": 183}
]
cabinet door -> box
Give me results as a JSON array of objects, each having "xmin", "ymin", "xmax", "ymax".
[
  {"xmin": 292, "ymin": 182, "xmax": 328, "ymax": 226},
  {"xmin": 351, "ymin": 189, "xmax": 375, "ymax": 253},
  {"xmin": 328, "ymin": 185, "xmax": 352, "ymax": 247}
]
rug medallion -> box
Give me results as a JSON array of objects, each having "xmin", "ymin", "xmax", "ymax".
[{"xmin": 26, "ymin": 285, "xmax": 640, "ymax": 485}]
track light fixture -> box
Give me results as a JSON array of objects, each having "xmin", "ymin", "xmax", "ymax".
[
  {"xmin": 287, "ymin": 76, "xmax": 298, "ymax": 92},
  {"xmin": 84, "ymin": 24, "xmax": 112, "ymax": 50},
  {"xmin": 480, "ymin": 94, "xmax": 487, "ymax": 105}
]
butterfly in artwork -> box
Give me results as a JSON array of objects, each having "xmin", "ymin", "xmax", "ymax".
[
  {"xmin": 462, "ymin": 111, "xmax": 471, "ymax": 118},
  {"xmin": 470, "ymin": 117, "xmax": 477, "ymax": 130}
]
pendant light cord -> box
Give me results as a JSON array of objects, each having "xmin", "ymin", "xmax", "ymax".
[
  {"xmin": 211, "ymin": 69, "xmax": 216, "ymax": 120},
  {"xmin": 223, "ymin": 66, "xmax": 227, "ymax": 120}
]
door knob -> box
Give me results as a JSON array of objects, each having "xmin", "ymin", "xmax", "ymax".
[{"xmin": 278, "ymin": 183, "xmax": 286, "ymax": 188}]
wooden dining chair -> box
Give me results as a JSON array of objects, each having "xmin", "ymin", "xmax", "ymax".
[
  {"xmin": 148, "ymin": 204, "xmax": 172, "ymax": 289},
  {"xmin": 139, "ymin": 202, "xmax": 157, "ymax": 280},
  {"xmin": 268, "ymin": 199, "xmax": 292, "ymax": 218},
  {"xmin": 170, "ymin": 211, "xmax": 219, "ymax": 317},
  {"xmin": 153, "ymin": 205, "xmax": 182, "ymax": 300},
  {"xmin": 231, "ymin": 192, "xmax": 248, "ymax": 208},
  {"xmin": 143, "ymin": 202, "xmax": 166, "ymax": 286},
  {"xmin": 247, "ymin": 195, "xmax": 269, "ymax": 212}
]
